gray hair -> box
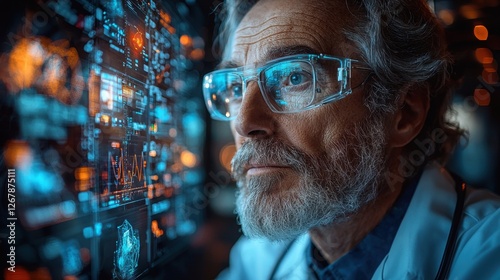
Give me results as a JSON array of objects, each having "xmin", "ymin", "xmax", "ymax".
[{"xmin": 213, "ymin": 0, "xmax": 464, "ymax": 165}]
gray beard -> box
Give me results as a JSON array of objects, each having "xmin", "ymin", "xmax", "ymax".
[{"xmin": 231, "ymin": 118, "xmax": 387, "ymax": 241}]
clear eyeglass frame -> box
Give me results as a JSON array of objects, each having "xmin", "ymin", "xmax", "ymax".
[{"xmin": 202, "ymin": 54, "xmax": 370, "ymax": 121}]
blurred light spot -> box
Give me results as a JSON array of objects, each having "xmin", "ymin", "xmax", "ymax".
[
  {"xmin": 154, "ymin": 106, "xmax": 171, "ymax": 123},
  {"xmin": 474, "ymin": 25, "xmax": 489, "ymax": 41},
  {"xmin": 483, "ymin": 60, "xmax": 498, "ymax": 72},
  {"xmin": 83, "ymin": 226, "xmax": 93, "ymax": 238},
  {"xmin": 169, "ymin": 128, "xmax": 177, "ymax": 138},
  {"xmin": 157, "ymin": 162, "xmax": 166, "ymax": 172},
  {"xmin": 474, "ymin": 88, "xmax": 491, "ymax": 106},
  {"xmin": 460, "ymin": 4, "xmax": 480, "ymax": 19},
  {"xmin": 5, "ymin": 267, "xmax": 30, "ymax": 280},
  {"xmin": 149, "ymin": 150, "xmax": 157, "ymax": 157},
  {"xmin": 78, "ymin": 191, "xmax": 90, "ymax": 202},
  {"xmin": 438, "ymin": 9, "xmax": 454, "ymax": 25},
  {"xmin": 60, "ymin": 201, "xmax": 77, "ymax": 217},
  {"xmin": 184, "ymin": 170, "xmax": 203, "ymax": 184},
  {"xmin": 76, "ymin": 180, "xmax": 91, "ymax": 192},
  {"xmin": 177, "ymin": 220, "xmax": 196, "ymax": 236},
  {"xmin": 1, "ymin": 38, "xmax": 84, "ymax": 104},
  {"xmin": 482, "ymin": 70, "xmax": 499, "ymax": 84},
  {"xmin": 180, "ymin": 150, "xmax": 197, "ymax": 168},
  {"xmin": 75, "ymin": 167, "xmax": 94, "ymax": 181},
  {"xmin": 100, "ymin": 114, "xmax": 110, "ymax": 124},
  {"xmin": 474, "ymin": 48, "xmax": 493, "ymax": 64},
  {"xmin": 180, "ymin": 35, "xmax": 192, "ymax": 46},
  {"xmin": 151, "ymin": 220, "xmax": 164, "ymax": 237},
  {"xmin": 148, "ymin": 184, "xmax": 154, "ymax": 199},
  {"xmin": 152, "ymin": 200, "xmax": 170, "ymax": 214},
  {"xmin": 111, "ymin": 141, "xmax": 121, "ymax": 148},
  {"xmin": 3, "ymin": 140, "xmax": 32, "ymax": 168},
  {"xmin": 219, "ymin": 144, "xmax": 236, "ymax": 172},
  {"xmin": 190, "ymin": 48, "xmax": 205, "ymax": 60},
  {"xmin": 42, "ymin": 238, "xmax": 62, "ymax": 259}
]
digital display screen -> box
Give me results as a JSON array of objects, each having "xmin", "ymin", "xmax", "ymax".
[{"xmin": 0, "ymin": 0, "xmax": 205, "ymax": 278}]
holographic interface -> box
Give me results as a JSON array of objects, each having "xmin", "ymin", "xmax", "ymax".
[
  {"xmin": 1, "ymin": 0, "xmax": 205, "ymax": 279},
  {"xmin": 114, "ymin": 219, "xmax": 140, "ymax": 280}
]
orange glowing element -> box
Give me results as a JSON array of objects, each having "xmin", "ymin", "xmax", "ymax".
[
  {"xmin": 122, "ymin": 86, "xmax": 134, "ymax": 98},
  {"xmin": 460, "ymin": 5, "xmax": 480, "ymax": 19},
  {"xmin": 3, "ymin": 140, "xmax": 32, "ymax": 168},
  {"xmin": 180, "ymin": 150, "xmax": 197, "ymax": 168},
  {"xmin": 5, "ymin": 267, "xmax": 30, "ymax": 280},
  {"xmin": 64, "ymin": 275, "xmax": 78, "ymax": 280},
  {"xmin": 76, "ymin": 180, "xmax": 91, "ymax": 192},
  {"xmin": 180, "ymin": 35, "xmax": 192, "ymax": 46},
  {"xmin": 475, "ymin": 48, "xmax": 494, "ymax": 64},
  {"xmin": 150, "ymin": 175, "xmax": 159, "ymax": 181},
  {"xmin": 75, "ymin": 167, "xmax": 95, "ymax": 181},
  {"xmin": 484, "ymin": 60, "xmax": 498, "ymax": 72},
  {"xmin": 474, "ymin": 89, "xmax": 490, "ymax": 106},
  {"xmin": 100, "ymin": 114, "xmax": 110, "ymax": 124},
  {"xmin": 483, "ymin": 70, "xmax": 499, "ymax": 84},
  {"xmin": 0, "ymin": 37, "xmax": 84, "ymax": 104},
  {"xmin": 151, "ymin": 220, "xmax": 164, "ymax": 238},
  {"xmin": 220, "ymin": 144, "xmax": 237, "ymax": 172},
  {"xmin": 474, "ymin": 25, "xmax": 489, "ymax": 41},
  {"xmin": 111, "ymin": 141, "xmax": 121, "ymax": 148},
  {"xmin": 438, "ymin": 9, "xmax": 454, "ymax": 25},
  {"xmin": 159, "ymin": 10, "xmax": 171, "ymax": 24},
  {"xmin": 88, "ymin": 70, "xmax": 101, "ymax": 117},
  {"xmin": 190, "ymin": 49, "xmax": 205, "ymax": 60},
  {"xmin": 132, "ymin": 31, "xmax": 144, "ymax": 50},
  {"xmin": 167, "ymin": 26, "xmax": 176, "ymax": 34}
]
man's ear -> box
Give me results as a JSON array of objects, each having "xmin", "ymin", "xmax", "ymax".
[{"xmin": 388, "ymin": 85, "xmax": 430, "ymax": 148}]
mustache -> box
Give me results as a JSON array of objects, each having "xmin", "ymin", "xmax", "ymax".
[{"xmin": 231, "ymin": 139, "xmax": 311, "ymax": 179}]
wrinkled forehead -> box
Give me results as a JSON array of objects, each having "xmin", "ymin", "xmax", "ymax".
[{"xmin": 225, "ymin": 0, "xmax": 359, "ymax": 67}]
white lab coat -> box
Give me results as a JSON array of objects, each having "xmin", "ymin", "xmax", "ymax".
[{"xmin": 218, "ymin": 162, "xmax": 500, "ymax": 279}]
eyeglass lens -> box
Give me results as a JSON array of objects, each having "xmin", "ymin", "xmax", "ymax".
[{"xmin": 204, "ymin": 57, "xmax": 342, "ymax": 120}]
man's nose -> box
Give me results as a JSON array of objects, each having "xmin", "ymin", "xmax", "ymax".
[{"xmin": 233, "ymin": 81, "xmax": 275, "ymax": 138}]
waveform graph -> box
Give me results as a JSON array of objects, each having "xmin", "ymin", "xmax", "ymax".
[
  {"xmin": 110, "ymin": 148, "xmax": 146, "ymax": 187},
  {"xmin": 99, "ymin": 141, "xmax": 149, "ymax": 208}
]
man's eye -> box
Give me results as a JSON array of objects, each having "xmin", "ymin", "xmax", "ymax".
[
  {"xmin": 289, "ymin": 72, "xmax": 303, "ymax": 85},
  {"xmin": 285, "ymin": 70, "xmax": 312, "ymax": 87},
  {"xmin": 228, "ymin": 84, "xmax": 243, "ymax": 97}
]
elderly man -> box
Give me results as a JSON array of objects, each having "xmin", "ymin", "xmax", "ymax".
[{"xmin": 202, "ymin": 0, "xmax": 500, "ymax": 279}]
